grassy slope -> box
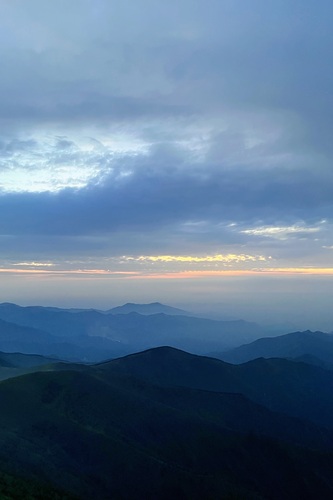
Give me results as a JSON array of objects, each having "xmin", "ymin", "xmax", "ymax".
[
  {"xmin": 0, "ymin": 351, "xmax": 62, "ymax": 382},
  {"xmin": 0, "ymin": 469, "xmax": 76, "ymax": 500}
]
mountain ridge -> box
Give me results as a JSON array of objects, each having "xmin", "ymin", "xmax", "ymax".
[
  {"xmin": 1, "ymin": 348, "xmax": 333, "ymax": 498},
  {"xmin": 108, "ymin": 301, "xmax": 192, "ymax": 316},
  {"xmin": 211, "ymin": 330, "xmax": 333, "ymax": 366},
  {"xmin": 0, "ymin": 302, "xmax": 280, "ymax": 361},
  {"xmin": 102, "ymin": 345, "xmax": 333, "ymax": 429}
]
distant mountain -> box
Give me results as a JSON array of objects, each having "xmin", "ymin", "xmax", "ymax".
[
  {"xmin": 108, "ymin": 301, "xmax": 192, "ymax": 316},
  {"xmin": 292, "ymin": 354, "xmax": 333, "ymax": 370},
  {"xmin": 1, "ymin": 349, "xmax": 333, "ymax": 498},
  {"xmin": 0, "ymin": 302, "xmax": 278, "ymax": 360},
  {"xmin": 211, "ymin": 330, "xmax": 333, "ymax": 367},
  {"xmin": 0, "ymin": 317, "xmax": 57, "ymax": 355},
  {"xmin": 0, "ymin": 314, "xmax": 131, "ymax": 362}
]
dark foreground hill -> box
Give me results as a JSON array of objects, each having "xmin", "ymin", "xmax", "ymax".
[
  {"xmin": 102, "ymin": 346, "xmax": 333, "ymax": 429},
  {"xmin": 1, "ymin": 348, "xmax": 333, "ymax": 498},
  {"xmin": 0, "ymin": 350, "xmax": 61, "ymax": 381},
  {"xmin": 211, "ymin": 330, "xmax": 333, "ymax": 368}
]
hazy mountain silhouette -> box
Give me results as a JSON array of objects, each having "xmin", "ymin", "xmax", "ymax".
[
  {"xmin": 0, "ymin": 314, "xmax": 131, "ymax": 362},
  {"xmin": 211, "ymin": 330, "xmax": 333, "ymax": 368},
  {"xmin": 108, "ymin": 301, "xmax": 191, "ymax": 316},
  {"xmin": 1, "ymin": 298, "xmax": 333, "ymax": 498},
  {"xmin": 0, "ymin": 302, "xmax": 278, "ymax": 360},
  {"xmin": 0, "ymin": 351, "xmax": 58, "ymax": 368},
  {"xmin": 0, "ymin": 317, "xmax": 61, "ymax": 356}
]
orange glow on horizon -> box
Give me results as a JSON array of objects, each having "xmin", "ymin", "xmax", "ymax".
[
  {"xmin": 1, "ymin": 267, "xmax": 333, "ymax": 279},
  {"xmin": 128, "ymin": 268, "xmax": 333, "ymax": 279},
  {"xmin": 0, "ymin": 268, "xmax": 139, "ymax": 276}
]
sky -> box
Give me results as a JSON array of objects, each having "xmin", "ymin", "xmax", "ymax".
[{"xmin": 1, "ymin": 0, "xmax": 333, "ymax": 330}]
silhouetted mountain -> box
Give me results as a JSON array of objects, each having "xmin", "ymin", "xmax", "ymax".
[
  {"xmin": 0, "ymin": 317, "xmax": 53, "ymax": 343},
  {"xmin": 1, "ymin": 349, "xmax": 333, "ymax": 498},
  {"xmin": 104, "ymin": 346, "xmax": 333, "ymax": 429},
  {"xmin": 0, "ymin": 351, "xmax": 58, "ymax": 369},
  {"xmin": 292, "ymin": 354, "xmax": 333, "ymax": 370},
  {"xmin": 0, "ymin": 314, "xmax": 131, "ymax": 362},
  {"xmin": 0, "ymin": 350, "xmax": 64, "ymax": 382},
  {"xmin": 0, "ymin": 317, "xmax": 59, "ymax": 356},
  {"xmin": 0, "ymin": 302, "xmax": 277, "ymax": 360},
  {"xmin": 108, "ymin": 301, "xmax": 191, "ymax": 316},
  {"xmin": 211, "ymin": 330, "xmax": 333, "ymax": 367}
]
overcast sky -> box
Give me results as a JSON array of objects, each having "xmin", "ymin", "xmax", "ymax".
[{"xmin": 1, "ymin": 1, "xmax": 333, "ymax": 329}]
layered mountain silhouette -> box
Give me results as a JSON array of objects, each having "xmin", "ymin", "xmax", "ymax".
[
  {"xmin": 0, "ymin": 302, "xmax": 278, "ymax": 361},
  {"xmin": 0, "ymin": 315, "xmax": 130, "ymax": 361},
  {"xmin": 212, "ymin": 330, "xmax": 333, "ymax": 368},
  {"xmin": 0, "ymin": 350, "xmax": 62, "ymax": 381},
  {"xmin": 1, "ymin": 301, "xmax": 333, "ymax": 497},
  {"xmin": 103, "ymin": 346, "xmax": 333, "ymax": 428},
  {"xmin": 1, "ymin": 347, "xmax": 333, "ymax": 498},
  {"xmin": 108, "ymin": 301, "xmax": 191, "ymax": 315}
]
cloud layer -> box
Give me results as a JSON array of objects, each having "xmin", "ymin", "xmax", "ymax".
[{"xmin": 1, "ymin": 0, "xmax": 333, "ymax": 281}]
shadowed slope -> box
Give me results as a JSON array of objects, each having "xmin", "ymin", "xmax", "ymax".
[
  {"xmin": 0, "ymin": 350, "xmax": 63, "ymax": 382},
  {"xmin": 1, "ymin": 352, "xmax": 333, "ymax": 498},
  {"xmin": 102, "ymin": 346, "xmax": 333, "ymax": 428}
]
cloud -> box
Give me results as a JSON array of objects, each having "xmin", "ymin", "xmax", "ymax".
[
  {"xmin": 0, "ymin": 148, "xmax": 332, "ymax": 238},
  {"xmin": 13, "ymin": 262, "xmax": 54, "ymax": 267},
  {"xmin": 0, "ymin": 0, "xmax": 333, "ymax": 280},
  {"xmin": 241, "ymin": 224, "xmax": 322, "ymax": 240},
  {"xmin": 128, "ymin": 253, "xmax": 268, "ymax": 264}
]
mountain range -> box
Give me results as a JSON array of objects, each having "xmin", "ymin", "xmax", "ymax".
[
  {"xmin": 108, "ymin": 301, "xmax": 191, "ymax": 316},
  {"xmin": 0, "ymin": 302, "xmax": 281, "ymax": 361},
  {"xmin": 0, "ymin": 350, "xmax": 59, "ymax": 382},
  {"xmin": 2, "ymin": 346, "xmax": 333, "ymax": 498},
  {"xmin": 1, "ymin": 302, "xmax": 333, "ymax": 497},
  {"xmin": 212, "ymin": 330, "xmax": 333, "ymax": 369}
]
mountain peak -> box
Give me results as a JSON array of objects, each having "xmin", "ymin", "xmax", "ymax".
[
  {"xmin": 214, "ymin": 329, "xmax": 333, "ymax": 366},
  {"xmin": 108, "ymin": 302, "xmax": 191, "ymax": 316}
]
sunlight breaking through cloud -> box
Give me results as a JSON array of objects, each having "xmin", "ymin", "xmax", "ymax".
[
  {"xmin": 241, "ymin": 225, "xmax": 321, "ymax": 239},
  {"xmin": 13, "ymin": 262, "xmax": 55, "ymax": 267},
  {"xmin": 126, "ymin": 253, "xmax": 269, "ymax": 263}
]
